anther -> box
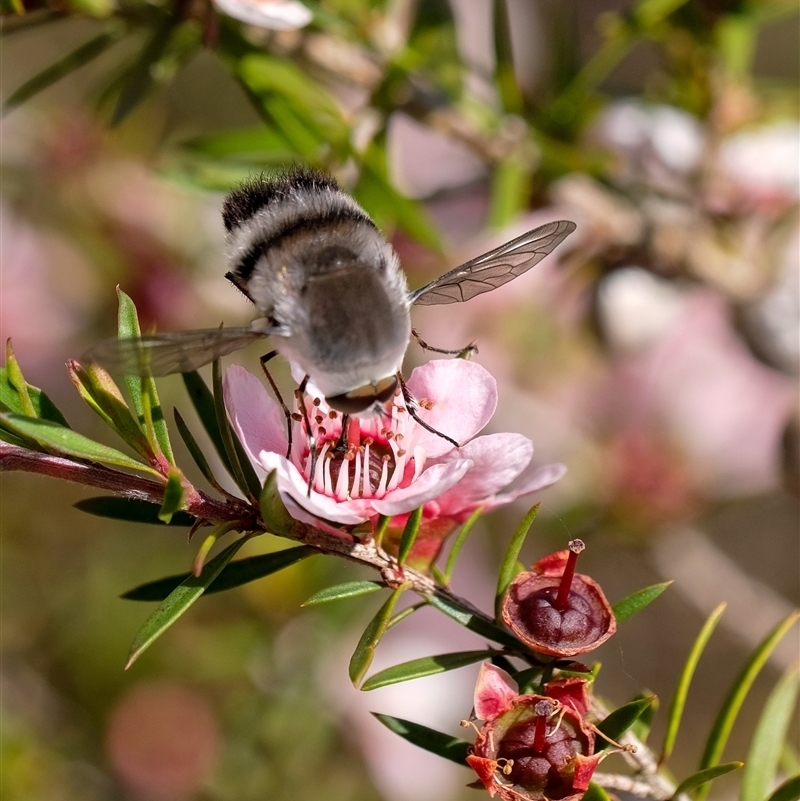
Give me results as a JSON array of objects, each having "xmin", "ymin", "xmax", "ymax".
[
  {"xmin": 315, "ymin": 414, "xmax": 324, "ymax": 424},
  {"xmin": 418, "ymin": 398, "xmax": 433, "ymax": 410},
  {"xmin": 397, "ymin": 449, "xmax": 406, "ymax": 457},
  {"xmin": 328, "ymin": 410, "xmax": 338, "ymax": 419},
  {"xmin": 291, "ymin": 413, "xmax": 302, "ymax": 422},
  {"xmin": 394, "ymin": 433, "xmax": 404, "ymax": 442},
  {"xmin": 313, "ymin": 398, "xmax": 321, "ymax": 407},
  {"xmin": 318, "ymin": 426, "xmax": 327, "ymax": 437}
]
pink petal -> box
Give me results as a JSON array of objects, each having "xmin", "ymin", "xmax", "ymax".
[
  {"xmin": 473, "ymin": 663, "xmax": 518, "ymax": 721},
  {"xmin": 434, "ymin": 433, "xmax": 533, "ymax": 517},
  {"xmin": 258, "ymin": 450, "xmax": 369, "ymax": 525},
  {"xmin": 405, "ymin": 359, "xmax": 497, "ymax": 458},
  {"xmin": 224, "ymin": 365, "xmax": 288, "ymax": 467},
  {"xmin": 486, "ymin": 462, "xmax": 567, "ymax": 509},
  {"xmin": 370, "ymin": 459, "xmax": 473, "ymax": 517}
]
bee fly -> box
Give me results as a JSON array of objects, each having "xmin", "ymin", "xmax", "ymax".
[{"xmin": 87, "ymin": 167, "xmax": 575, "ymax": 452}]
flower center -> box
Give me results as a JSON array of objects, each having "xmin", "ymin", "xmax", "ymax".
[{"xmin": 293, "ymin": 394, "xmax": 424, "ymax": 502}]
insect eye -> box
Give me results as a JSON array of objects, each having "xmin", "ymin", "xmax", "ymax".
[
  {"xmin": 374, "ymin": 375, "xmax": 398, "ymax": 404},
  {"xmin": 326, "ymin": 390, "xmax": 378, "ymax": 415},
  {"xmin": 326, "ymin": 376, "xmax": 398, "ymax": 415}
]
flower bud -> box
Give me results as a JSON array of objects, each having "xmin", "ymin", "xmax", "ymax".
[{"xmin": 500, "ymin": 541, "xmax": 616, "ymax": 657}]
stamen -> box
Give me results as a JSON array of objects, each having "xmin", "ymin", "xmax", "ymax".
[
  {"xmin": 313, "ymin": 442, "xmax": 330, "ymax": 493},
  {"xmin": 313, "ymin": 398, "xmax": 321, "ymax": 407},
  {"xmin": 361, "ymin": 440, "xmax": 372, "ymax": 498},
  {"xmin": 352, "ymin": 450, "xmax": 362, "ymax": 498},
  {"xmin": 315, "ymin": 414, "xmax": 324, "ymax": 424},
  {"xmin": 328, "ymin": 410, "xmax": 338, "ymax": 419},
  {"xmin": 323, "ymin": 451, "xmax": 334, "ymax": 496},
  {"xmin": 291, "ymin": 412, "xmax": 302, "ymax": 422},
  {"xmin": 376, "ymin": 455, "xmax": 390, "ymax": 496},
  {"xmin": 418, "ymin": 398, "xmax": 433, "ymax": 410},
  {"xmin": 334, "ymin": 453, "xmax": 349, "ymax": 499}
]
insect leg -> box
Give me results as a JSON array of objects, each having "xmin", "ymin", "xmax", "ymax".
[
  {"xmin": 411, "ymin": 328, "xmax": 478, "ymax": 360},
  {"xmin": 259, "ymin": 350, "xmax": 293, "ymax": 459},
  {"xmin": 294, "ymin": 375, "xmax": 318, "ymax": 496},
  {"xmin": 396, "ymin": 371, "xmax": 460, "ymax": 448}
]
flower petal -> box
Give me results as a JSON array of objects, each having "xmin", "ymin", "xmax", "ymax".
[
  {"xmin": 433, "ymin": 433, "xmax": 533, "ymax": 517},
  {"xmin": 211, "ymin": 0, "xmax": 312, "ymax": 30},
  {"xmin": 370, "ymin": 459, "xmax": 472, "ymax": 517},
  {"xmin": 487, "ymin": 462, "xmax": 567, "ymax": 509},
  {"xmin": 224, "ymin": 365, "xmax": 288, "ymax": 467},
  {"xmin": 405, "ymin": 359, "xmax": 497, "ymax": 458},
  {"xmin": 473, "ymin": 663, "xmax": 518, "ymax": 721},
  {"xmin": 258, "ymin": 450, "xmax": 369, "ymax": 525}
]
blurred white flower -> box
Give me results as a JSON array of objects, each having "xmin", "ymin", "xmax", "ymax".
[
  {"xmin": 719, "ymin": 120, "xmax": 800, "ymax": 203},
  {"xmin": 211, "ymin": 0, "xmax": 312, "ymax": 30},
  {"xmin": 595, "ymin": 99, "xmax": 705, "ymax": 174}
]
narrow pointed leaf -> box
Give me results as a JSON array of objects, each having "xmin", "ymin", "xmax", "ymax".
[
  {"xmin": 213, "ymin": 358, "xmax": 261, "ymax": 499},
  {"xmin": 126, "ymin": 535, "xmax": 249, "ymax": 667},
  {"xmin": 349, "ymin": 582, "xmax": 409, "ymax": 687},
  {"xmin": 387, "ymin": 602, "xmax": 425, "ymax": 630},
  {"xmin": 661, "ymin": 603, "xmax": 726, "ymax": 765},
  {"xmin": 158, "ymin": 469, "xmax": 185, "ymax": 523},
  {"xmin": 696, "ymin": 612, "xmax": 800, "ymax": 801},
  {"xmin": 122, "ymin": 545, "xmax": 315, "ymax": 601},
  {"xmin": 5, "ymin": 341, "xmax": 34, "ymax": 415},
  {"xmin": 444, "ymin": 506, "xmax": 483, "ymax": 583},
  {"xmin": 302, "ymin": 581, "xmax": 383, "ymax": 606},
  {"xmin": 3, "ymin": 30, "xmax": 122, "ymax": 116},
  {"xmin": 372, "ymin": 713, "xmax": 470, "ymax": 765},
  {"xmin": 742, "ymin": 667, "xmax": 800, "ymax": 801},
  {"xmin": 116, "ymin": 289, "xmax": 173, "ymax": 463},
  {"xmin": 767, "ymin": 775, "xmax": 800, "ymax": 801},
  {"xmin": 595, "ymin": 695, "xmax": 657, "ymax": 751},
  {"xmin": 672, "ymin": 762, "xmax": 743, "ymax": 798},
  {"xmin": 182, "ymin": 371, "xmax": 230, "ymax": 468},
  {"xmin": 74, "ymin": 496, "xmax": 195, "ymax": 526},
  {"xmin": 173, "ymin": 408, "xmax": 225, "ymax": 492},
  {"xmin": 70, "ymin": 361, "xmax": 155, "ymax": 459},
  {"xmin": 0, "ymin": 367, "xmax": 69, "ymax": 425},
  {"xmin": 397, "ymin": 506, "xmax": 423, "ymax": 565},
  {"xmin": 495, "ymin": 503, "xmax": 540, "ymax": 618},
  {"xmin": 362, "ymin": 650, "xmax": 493, "ymax": 691},
  {"xmin": 428, "ymin": 593, "xmax": 522, "ymax": 649},
  {"xmin": 613, "ymin": 581, "xmax": 673, "ymax": 623},
  {"xmin": 0, "ymin": 412, "xmax": 160, "ymax": 475}
]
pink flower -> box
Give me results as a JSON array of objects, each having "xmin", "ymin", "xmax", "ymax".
[{"xmin": 224, "ymin": 359, "xmax": 565, "ymax": 532}]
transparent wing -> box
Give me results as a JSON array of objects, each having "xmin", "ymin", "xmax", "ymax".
[
  {"xmin": 409, "ymin": 220, "xmax": 576, "ymax": 306},
  {"xmin": 83, "ymin": 327, "xmax": 274, "ymax": 376}
]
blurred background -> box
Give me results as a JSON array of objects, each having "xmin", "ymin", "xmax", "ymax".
[{"xmin": 1, "ymin": 0, "xmax": 798, "ymax": 799}]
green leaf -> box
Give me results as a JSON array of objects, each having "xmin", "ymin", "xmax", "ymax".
[
  {"xmin": 742, "ymin": 667, "xmax": 800, "ymax": 801},
  {"xmin": 672, "ymin": 763, "xmax": 743, "ymax": 798},
  {"xmin": 213, "ymin": 358, "xmax": 262, "ymax": 499},
  {"xmin": 427, "ymin": 593, "xmax": 522, "ymax": 649},
  {"xmin": 0, "ymin": 351, "xmax": 68, "ymax": 425},
  {"xmin": 443, "ymin": 506, "xmax": 483, "ymax": 583},
  {"xmin": 122, "ymin": 545, "xmax": 315, "ymax": 601},
  {"xmin": 387, "ymin": 602, "xmax": 424, "ymax": 630},
  {"xmin": 661, "ymin": 603, "xmax": 726, "ymax": 765},
  {"xmin": 583, "ymin": 783, "xmax": 612, "ymax": 801},
  {"xmin": 362, "ymin": 650, "xmax": 493, "ymax": 691},
  {"xmin": 595, "ymin": 695, "xmax": 657, "ymax": 751},
  {"xmin": 111, "ymin": 14, "xmax": 179, "ymax": 125},
  {"xmin": 767, "ymin": 775, "xmax": 800, "ymax": 801},
  {"xmin": 349, "ymin": 582, "xmax": 410, "ymax": 687},
  {"xmin": 259, "ymin": 470, "xmax": 302, "ymax": 537},
  {"xmin": 182, "ymin": 371, "xmax": 230, "ymax": 469},
  {"xmin": 302, "ymin": 581, "xmax": 383, "ymax": 607},
  {"xmin": 492, "ymin": 0, "xmax": 524, "ymax": 114},
  {"xmin": 158, "ymin": 469, "xmax": 185, "ymax": 523},
  {"xmin": 125, "ymin": 535, "xmax": 249, "ymax": 667},
  {"xmin": 495, "ymin": 503, "xmax": 540, "ymax": 618},
  {"xmin": 613, "ymin": 581, "xmax": 673, "ymax": 623},
  {"xmin": 68, "ymin": 361, "xmax": 155, "ymax": 461},
  {"xmin": 3, "ymin": 30, "xmax": 122, "ymax": 117},
  {"xmin": 173, "ymin": 407, "xmax": 226, "ymax": 493},
  {"xmin": 0, "ymin": 412, "xmax": 160, "ymax": 476},
  {"xmin": 397, "ymin": 506, "xmax": 423, "ymax": 565},
  {"xmin": 116, "ymin": 289, "xmax": 174, "ymax": 463},
  {"xmin": 184, "ymin": 126, "xmax": 293, "ymax": 161},
  {"xmin": 74, "ymin": 496, "xmax": 195, "ymax": 526},
  {"xmin": 696, "ymin": 611, "xmax": 800, "ymax": 801},
  {"xmin": 372, "ymin": 713, "xmax": 471, "ymax": 765}
]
